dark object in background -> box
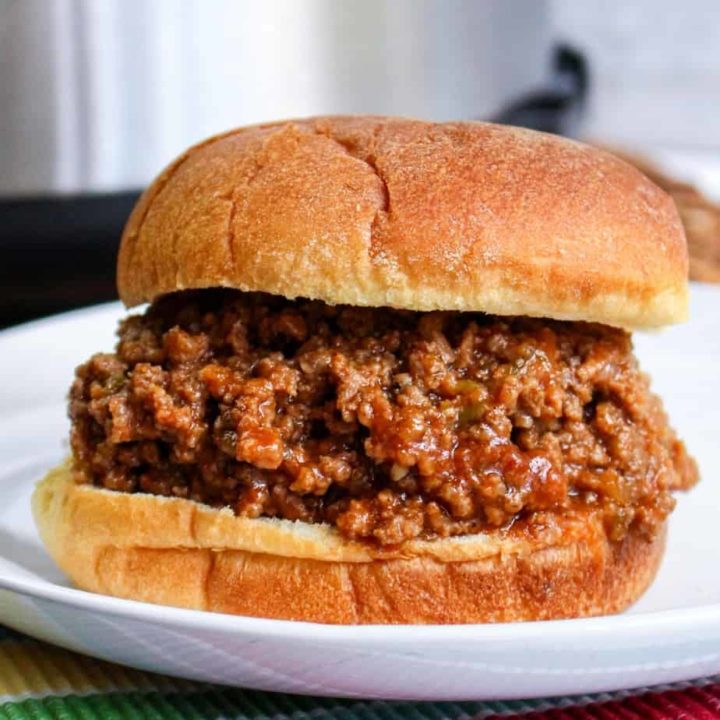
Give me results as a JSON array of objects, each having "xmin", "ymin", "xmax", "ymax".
[
  {"xmin": 492, "ymin": 45, "xmax": 588, "ymax": 137},
  {"xmin": 0, "ymin": 193, "xmax": 139, "ymax": 328}
]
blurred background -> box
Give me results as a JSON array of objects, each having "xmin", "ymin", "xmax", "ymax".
[{"xmin": 2, "ymin": 0, "xmax": 719, "ymax": 327}]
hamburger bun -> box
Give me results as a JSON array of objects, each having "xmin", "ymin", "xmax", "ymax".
[
  {"xmin": 33, "ymin": 462, "xmax": 665, "ymax": 624},
  {"xmin": 118, "ymin": 116, "xmax": 688, "ymax": 329}
]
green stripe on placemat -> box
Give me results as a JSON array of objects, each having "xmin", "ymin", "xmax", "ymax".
[{"xmin": 0, "ymin": 689, "xmax": 549, "ymax": 720}]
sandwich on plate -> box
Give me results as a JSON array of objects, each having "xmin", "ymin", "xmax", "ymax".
[{"xmin": 33, "ymin": 116, "xmax": 698, "ymax": 623}]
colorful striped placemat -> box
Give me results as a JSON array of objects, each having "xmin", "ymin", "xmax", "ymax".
[{"xmin": 0, "ymin": 625, "xmax": 718, "ymax": 719}]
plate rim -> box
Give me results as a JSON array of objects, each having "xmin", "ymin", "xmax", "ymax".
[{"xmin": 2, "ymin": 565, "xmax": 720, "ymax": 644}]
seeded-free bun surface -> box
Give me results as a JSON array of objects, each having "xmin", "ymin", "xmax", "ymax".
[
  {"xmin": 117, "ymin": 116, "xmax": 688, "ymax": 329},
  {"xmin": 33, "ymin": 463, "xmax": 665, "ymax": 624}
]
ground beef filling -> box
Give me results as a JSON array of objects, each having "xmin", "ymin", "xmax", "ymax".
[{"xmin": 69, "ymin": 290, "xmax": 697, "ymax": 546}]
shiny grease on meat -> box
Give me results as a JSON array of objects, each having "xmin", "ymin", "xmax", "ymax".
[{"xmin": 69, "ymin": 290, "xmax": 697, "ymax": 546}]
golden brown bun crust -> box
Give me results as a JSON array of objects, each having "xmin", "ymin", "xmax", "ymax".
[
  {"xmin": 33, "ymin": 462, "xmax": 665, "ymax": 624},
  {"xmin": 117, "ymin": 116, "xmax": 688, "ymax": 329}
]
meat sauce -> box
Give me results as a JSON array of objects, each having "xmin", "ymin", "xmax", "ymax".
[{"xmin": 70, "ymin": 290, "xmax": 697, "ymax": 546}]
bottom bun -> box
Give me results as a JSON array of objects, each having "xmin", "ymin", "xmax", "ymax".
[{"xmin": 32, "ymin": 462, "xmax": 666, "ymax": 624}]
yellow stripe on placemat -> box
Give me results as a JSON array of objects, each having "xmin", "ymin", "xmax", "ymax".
[{"xmin": 0, "ymin": 640, "xmax": 198, "ymax": 701}]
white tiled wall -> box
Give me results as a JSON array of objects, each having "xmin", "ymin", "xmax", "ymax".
[
  {"xmin": 552, "ymin": 0, "xmax": 720, "ymax": 197},
  {"xmin": 553, "ymin": 0, "xmax": 720, "ymax": 151}
]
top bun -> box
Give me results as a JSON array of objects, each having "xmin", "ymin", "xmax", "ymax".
[{"xmin": 117, "ymin": 116, "xmax": 688, "ymax": 329}]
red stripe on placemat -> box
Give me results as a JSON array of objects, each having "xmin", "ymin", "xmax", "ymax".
[{"xmin": 486, "ymin": 683, "xmax": 720, "ymax": 719}]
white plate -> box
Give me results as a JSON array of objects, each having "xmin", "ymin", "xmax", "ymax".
[{"xmin": 0, "ymin": 289, "xmax": 719, "ymax": 701}]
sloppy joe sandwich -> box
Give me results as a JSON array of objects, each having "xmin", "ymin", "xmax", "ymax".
[{"xmin": 33, "ymin": 116, "xmax": 698, "ymax": 624}]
